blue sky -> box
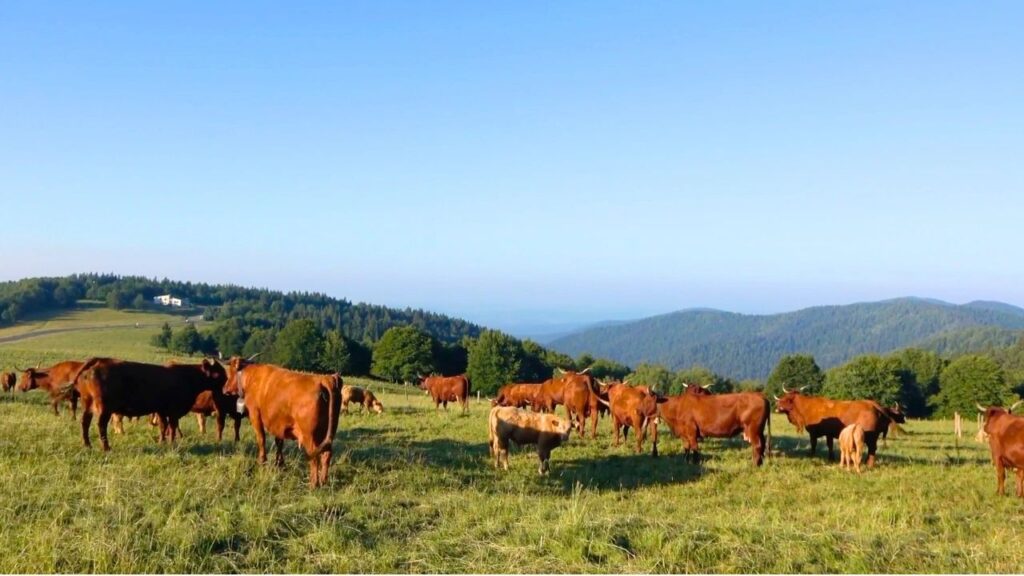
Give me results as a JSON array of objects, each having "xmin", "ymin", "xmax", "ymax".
[{"xmin": 2, "ymin": 2, "xmax": 1022, "ymax": 331}]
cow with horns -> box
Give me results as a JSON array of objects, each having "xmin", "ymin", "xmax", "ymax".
[
  {"xmin": 657, "ymin": 385, "xmax": 771, "ymax": 466},
  {"xmin": 978, "ymin": 401, "xmax": 1024, "ymax": 497},
  {"xmin": 594, "ymin": 380, "xmax": 660, "ymax": 455},
  {"xmin": 16, "ymin": 361, "xmax": 85, "ymax": 418},
  {"xmin": 773, "ymin": 386, "xmax": 890, "ymax": 467},
  {"xmin": 532, "ymin": 368, "xmax": 602, "ymax": 439}
]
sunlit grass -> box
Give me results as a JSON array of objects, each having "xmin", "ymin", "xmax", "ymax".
[{"xmin": 1, "ymin": 314, "xmax": 1023, "ymax": 572}]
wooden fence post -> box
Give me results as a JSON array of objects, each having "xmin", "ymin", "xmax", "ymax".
[{"xmin": 954, "ymin": 412, "xmax": 962, "ymax": 439}]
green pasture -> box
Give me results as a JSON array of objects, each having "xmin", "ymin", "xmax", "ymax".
[{"xmin": 0, "ymin": 311, "xmax": 1022, "ymax": 573}]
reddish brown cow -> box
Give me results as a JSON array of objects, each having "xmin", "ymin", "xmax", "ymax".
[
  {"xmin": 17, "ymin": 361, "xmax": 84, "ymax": 418},
  {"xmin": 418, "ymin": 374, "xmax": 470, "ymax": 414},
  {"xmin": 595, "ymin": 382, "xmax": 660, "ymax": 455},
  {"xmin": 491, "ymin": 383, "xmax": 541, "ymax": 409},
  {"xmin": 190, "ymin": 388, "xmax": 244, "ymax": 442},
  {"xmin": 979, "ymin": 402, "xmax": 1024, "ymax": 497},
  {"xmin": 774, "ymin": 389, "xmax": 889, "ymax": 467},
  {"xmin": 72, "ymin": 357, "xmax": 227, "ymax": 450},
  {"xmin": 546, "ymin": 368, "xmax": 601, "ymax": 439},
  {"xmin": 659, "ymin": 390, "xmax": 771, "ymax": 466},
  {"xmin": 224, "ymin": 357, "xmax": 341, "ymax": 488},
  {"xmin": 1, "ymin": 372, "xmax": 15, "ymax": 392}
]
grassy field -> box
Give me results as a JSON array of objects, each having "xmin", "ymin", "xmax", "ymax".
[{"xmin": 1, "ymin": 310, "xmax": 1023, "ymax": 572}]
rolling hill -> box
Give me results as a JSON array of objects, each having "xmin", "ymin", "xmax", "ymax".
[{"xmin": 548, "ymin": 298, "xmax": 1024, "ymax": 380}]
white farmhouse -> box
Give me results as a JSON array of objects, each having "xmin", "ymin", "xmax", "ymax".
[{"xmin": 152, "ymin": 294, "xmax": 191, "ymax": 308}]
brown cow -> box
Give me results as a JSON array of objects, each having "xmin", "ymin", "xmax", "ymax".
[
  {"xmin": 488, "ymin": 406, "xmax": 572, "ymax": 475},
  {"xmin": 774, "ymin": 388, "xmax": 889, "ymax": 467},
  {"xmin": 17, "ymin": 361, "xmax": 84, "ymax": 418},
  {"xmin": 594, "ymin": 381, "xmax": 660, "ymax": 455},
  {"xmin": 979, "ymin": 402, "xmax": 1024, "ymax": 497},
  {"xmin": 659, "ymin": 390, "xmax": 771, "ymax": 466},
  {"xmin": 491, "ymin": 383, "xmax": 541, "ymax": 409},
  {"xmin": 418, "ymin": 374, "xmax": 470, "ymax": 414},
  {"xmin": 1, "ymin": 372, "xmax": 15, "ymax": 392},
  {"xmin": 224, "ymin": 357, "xmax": 341, "ymax": 488},
  {"xmin": 541, "ymin": 368, "xmax": 601, "ymax": 439},
  {"xmin": 190, "ymin": 388, "xmax": 244, "ymax": 442},
  {"xmin": 72, "ymin": 357, "xmax": 227, "ymax": 450},
  {"xmin": 342, "ymin": 385, "xmax": 384, "ymax": 414}
]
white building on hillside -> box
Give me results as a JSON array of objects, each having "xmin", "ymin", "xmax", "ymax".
[{"xmin": 153, "ymin": 294, "xmax": 191, "ymax": 308}]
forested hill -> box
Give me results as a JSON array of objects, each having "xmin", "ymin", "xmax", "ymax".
[
  {"xmin": 549, "ymin": 298, "xmax": 1024, "ymax": 380},
  {"xmin": 0, "ymin": 274, "xmax": 482, "ymax": 344}
]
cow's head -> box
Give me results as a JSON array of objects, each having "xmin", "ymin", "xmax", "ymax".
[
  {"xmin": 773, "ymin": 387, "xmax": 803, "ymax": 415},
  {"xmin": 886, "ymin": 402, "xmax": 907, "ymax": 424},
  {"xmin": 979, "ymin": 401, "xmax": 1024, "ymax": 434},
  {"xmin": 682, "ymin": 382, "xmax": 713, "ymax": 396},
  {"xmin": 222, "ymin": 353, "xmax": 260, "ymax": 396},
  {"xmin": 199, "ymin": 358, "xmax": 227, "ymax": 388},
  {"xmin": 16, "ymin": 367, "xmax": 43, "ymax": 392},
  {"xmin": 369, "ymin": 396, "xmax": 385, "ymax": 414},
  {"xmin": 544, "ymin": 414, "xmax": 573, "ymax": 442}
]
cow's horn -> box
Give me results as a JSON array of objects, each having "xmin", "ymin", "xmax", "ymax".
[
  {"xmin": 774, "ymin": 395, "xmax": 781, "ymax": 401},
  {"xmin": 554, "ymin": 367, "xmax": 566, "ymax": 374},
  {"xmin": 579, "ymin": 366, "xmax": 592, "ymax": 375},
  {"xmin": 245, "ymin": 352, "xmax": 262, "ymax": 362},
  {"xmin": 702, "ymin": 383, "xmax": 713, "ymax": 389},
  {"xmin": 681, "ymin": 382, "xmax": 689, "ymax": 388},
  {"xmin": 782, "ymin": 385, "xmax": 791, "ymax": 393},
  {"xmin": 977, "ymin": 403, "xmax": 987, "ymax": 413},
  {"xmin": 799, "ymin": 385, "xmax": 810, "ymax": 392},
  {"xmin": 623, "ymin": 379, "xmax": 630, "ymax": 386},
  {"xmin": 1011, "ymin": 400, "xmax": 1024, "ymax": 413}
]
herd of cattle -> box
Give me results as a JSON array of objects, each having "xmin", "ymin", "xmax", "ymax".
[{"xmin": 2, "ymin": 360, "xmax": 1024, "ymax": 496}]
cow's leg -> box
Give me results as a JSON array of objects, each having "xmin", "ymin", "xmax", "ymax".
[
  {"xmin": 864, "ymin": 433, "xmax": 878, "ymax": 468},
  {"xmin": 251, "ymin": 414, "xmax": 268, "ymax": 464},
  {"xmin": 1016, "ymin": 468, "xmax": 1024, "ymax": 498},
  {"xmin": 112, "ymin": 414, "xmax": 124, "ymax": 435},
  {"xmin": 748, "ymin": 426, "xmax": 764, "ymax": 466},
  {"xmin": 215, "ymin": 411, "xmax": 225, "ymax": 442},
  {"xmin": 636, "ymin": 420, "xmax": 646, "ymax": 454},
  {"xmin": 826, "ymin": 436, "xmax": 835, "ymax": 461},
  {"xmin": 170, "ymin": 418, "xmax": 181, "ymax": 444},
  {"xmin": 69, "ymin": 395, "xmax": 77, "ymax": 420},
  {"xmin": 649, "ymin": 419, "xmax": 659, "ymax": 458},
  {"xmin": 809, "ymin": 435, "xmax": 818, "ymax": 456},
  {"xmin": 98, "ymin": 412, "xmax": 112, "ymax": 451},
  {"xmin": 232, "ymin": 415, "xmax": 242, "ymax": 442},
  {"xmin": 613, "ymin": 419, "xmax": 622, "ymax": 446},
  {"xmin": 590, "ymin": 407, "xmax": 599, "ymax": 439},
  {"xmin": 196, "ymin": 413, "xmax": 206, "ymax": 435},
  {"xmin": 156, "ymin": 416, "xmax": 168, "ymax": 444},
  {"xmin": 307, "ymin": 452, "xmax": 319, "ymax": 489},
  {"xmin": 81, "ymin": 408, "xmax": 93, "ymax": 448},
  {"xmin": 318, "ymin": 448, "xmax": 331, "ymax": 487},
  {"xmin": 537, "ymin": 446, "xmax": 551, "ymax": 475},
  {"xmin": 51, "ymin": 398, "xmax": 60, "ymax": 416},
  {"xmin": 274, "ymin": 437, "xmax": 285, "ymax": 467},
  {"xmin": 997, "ymin": 461, "xmax": 1006, "ymax": 495}
]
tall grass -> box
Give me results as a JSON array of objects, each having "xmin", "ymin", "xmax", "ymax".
[{"xmin": 1, "ymin": 315, "xmax": 1022, "ymax": 572}]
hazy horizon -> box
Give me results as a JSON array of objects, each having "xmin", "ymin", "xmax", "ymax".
[{"xmin": 4, "ymin": 2, "xmax": 1023, "ymax": 328}]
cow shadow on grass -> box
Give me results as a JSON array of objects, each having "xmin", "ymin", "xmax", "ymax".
[{"xmin": 555, "ymin": 452, "xmax": 704, "ymax": 492}]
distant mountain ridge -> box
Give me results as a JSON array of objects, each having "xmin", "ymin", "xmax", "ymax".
[{"xmin": 548, "ymin": 298, "xmax": 1024, "ymax": 380}]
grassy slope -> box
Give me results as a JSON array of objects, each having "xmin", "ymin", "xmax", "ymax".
[{"xmin": 2, "ymin": 310, "xmax": 1024, "ymax": 572}]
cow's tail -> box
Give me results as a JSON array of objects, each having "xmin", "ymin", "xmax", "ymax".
[
  {"xmin": 66, "ymin": 357, "xmax": 102, "ymax": 393},
  {"xmin": 316, "ymin": 375, "xmax": 341, "ymax": 454}
]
